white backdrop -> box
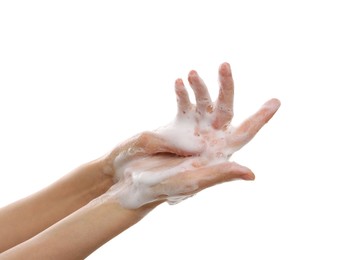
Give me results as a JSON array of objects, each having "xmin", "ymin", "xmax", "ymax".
[{"xmin": 1, "ymin": 1, "xmax": 348, "ymax": 259}]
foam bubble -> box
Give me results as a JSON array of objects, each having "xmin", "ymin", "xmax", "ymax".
[{"xmin": 106, "ymin": 106, "xmax": 239, "ymax": 209}]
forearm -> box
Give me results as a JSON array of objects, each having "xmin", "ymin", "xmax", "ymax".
[
  {"xmin": 0, "ymin": 158, "xmax": 114, "ymax": 252},
  {"xmin": 0, "ymin": 195, "xmax": 149, "ymax": 260}
]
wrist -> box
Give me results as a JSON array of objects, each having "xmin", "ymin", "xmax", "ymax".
[
  {"xmin": 90, "ymin": 193, "xmax": 156, "ymax": 223},
  {"xmin": 84, "ymin": 159, "xmax": 115, "ymax": 199},
  {"xmin": 66, "ymin": 158, "xmax": 115, "ymax": 205}
]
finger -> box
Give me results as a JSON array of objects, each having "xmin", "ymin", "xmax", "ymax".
[
  {"xmin": 213, "ymin": 62, "xmax": 234, "ymax": 129},
  {"xmin": 104, "ymin": 130, "xmax": 197, "ymax": 177},
  {"xmin": 175, "ymin": 78, "xmax": 192, "ymax": 115},
  {"xmin": 230, "ymin": 98, "xmax": 281, "ymax": 150},
  {"xmin": 188, "ymin": 161, "xmax": 255, "ymax": 192},
  {"xmin": 132, "ymin": 131, "xmax": 199, "ymax": 157},
  {"xmin": 163, "ymin": 161, "xmax": 255, "ymax": 196},
  {"xmin": 188, "ymin": 70, "xmax": 212, "ymax": 115}
]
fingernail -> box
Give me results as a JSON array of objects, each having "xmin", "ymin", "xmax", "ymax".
[
  {"xmin": 220, "ymin": 62, "xmax": 231, "ymax": 76},
  {"xmin": 241, "ymin": 174, "xmax": 255, "ymax": 181},
  {"xmin": 188, "ymin": 70, "xmax": 198, "ymax": 84},
  {"xmin": 264, "ymin": 98, "xmax": 281, "ymax": 110},
  {"xmin": 189, "ymin": 70, "xmax": 197, "ymax": 76},
  {"xmin": 175, "ymin": 78, "xmax": 184, "ymax": 86}
]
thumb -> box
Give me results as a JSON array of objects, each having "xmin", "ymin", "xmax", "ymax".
[
  {"xmin": 133, "ymin": 131, "xmax": 202, "ymax": 157},
  {"xmin": 163, "ymin": 161, "xmax": 255, "ymax": 197}
]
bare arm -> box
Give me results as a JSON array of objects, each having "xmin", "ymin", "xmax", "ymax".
[
  {"xmin": 0, "ymin": 159, "xmax": 114, "ymax": 252},
  {"xmin": 0, "ymin": 195, "xmax": 150, "ymax": 260}
]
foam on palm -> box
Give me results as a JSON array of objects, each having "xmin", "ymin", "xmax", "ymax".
[{"xmin": 108, "ymin": 106, "xmax": 237, "ymax": 209}]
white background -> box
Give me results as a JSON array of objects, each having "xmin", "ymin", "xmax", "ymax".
[{"xmin": 1, "ymin": 1, "xmax": 348, "ymax": 259}]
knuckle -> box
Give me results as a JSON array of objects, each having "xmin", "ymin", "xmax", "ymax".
[{"xmin": 137, "ymin": 131, "xmax": 153, "ymax": 145}]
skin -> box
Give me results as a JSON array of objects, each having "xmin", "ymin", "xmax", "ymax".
[
  {"xmin": 0, "ymin": 62, "xmax": 280, "ymax": 259},
  {"xmin": 0, "ymin": 159, "xmax": 114, "ymax": 253},
  {"xmin": 103, "ymin": 63, "xmax": 280, "ymax": 208}
]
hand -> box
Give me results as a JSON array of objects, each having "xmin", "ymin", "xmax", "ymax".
[{"xmin": 103, "ymin": 62, "xmax": 280, "ymax": 209}]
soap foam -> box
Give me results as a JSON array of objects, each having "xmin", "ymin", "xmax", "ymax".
[{"xmin": 106, "ymin": 104, "xmax": 240, "ymax": 209}]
